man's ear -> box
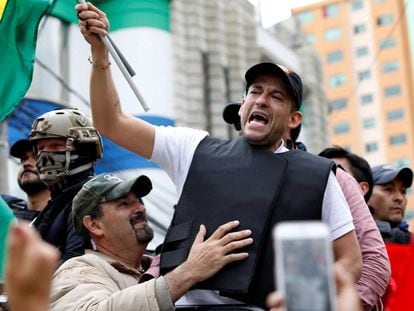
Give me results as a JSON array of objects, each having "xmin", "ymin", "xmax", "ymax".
[
  {"xmin": 289, "ymin": 111, "xmax": 303, "ymax": 129},
  {"xmin": 239, "ymin": 97, "xmax": 246, "ymax": 117},
  {"xmin": 359, "ymin": 181, "xmax": 370, "ymax": 196},
  {"xmin": 83, "ymin": 215, "xmax": 104, "ymax": 237}
]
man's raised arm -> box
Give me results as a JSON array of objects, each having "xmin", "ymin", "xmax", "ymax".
[{"xmin": 76, "ymin": 3, "xmax": 155, "ymax": 159}]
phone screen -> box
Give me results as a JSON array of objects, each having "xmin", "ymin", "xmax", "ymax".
[
  {"xmin": 274, "ymin": 222, "xmax": 336, "ymax": 311},
  {"xmin": 279, "ymin": 237, "xmax": 333, "ymax": 311}
]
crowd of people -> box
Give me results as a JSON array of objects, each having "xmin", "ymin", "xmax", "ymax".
[{"xmin": 0, "ymin": 2, "xmax": 413, "ymax": 311}]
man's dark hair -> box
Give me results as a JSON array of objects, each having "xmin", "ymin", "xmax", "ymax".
[
  {"xmin": 319, "ymin": 146, "xmax": 373, "ymax": 202},
  {"xmin": 285, "ymin": 124, "xmax": 307, "ymax": 151},
  {"xmin": 290, "ymin": 124, "xmax": 302, "ymax": 143}
]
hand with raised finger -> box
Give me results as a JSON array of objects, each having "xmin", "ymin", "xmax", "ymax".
[
  {"xmin": 184, "ymin": 220, "xmax": 253, "ymax": 283},
  {"xmin": 75, "ymin": 2, "xmax": 109, "ymax": 49},
  {"xmin": 5, "ymin": 223, "xmax": 60, "ymax": 311}
]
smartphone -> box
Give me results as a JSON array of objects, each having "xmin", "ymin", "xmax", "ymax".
[{"xmin": 273, "ymin": 221, "xmax": 336, "ymax": 311}]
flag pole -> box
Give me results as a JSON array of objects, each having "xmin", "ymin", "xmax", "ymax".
[{"xmin": 77, "ymin": 0, "xmax": 149, "ymax": 112}]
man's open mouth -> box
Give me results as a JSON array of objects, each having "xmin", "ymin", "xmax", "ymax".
[{"xmin": 249, "ymin": 111, "xmax": 269, "ymax": 125}]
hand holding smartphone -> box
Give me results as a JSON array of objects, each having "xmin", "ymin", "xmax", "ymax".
[{"xmin": 273, "ymin": 221, "xmax": 336, "ymax": 311}]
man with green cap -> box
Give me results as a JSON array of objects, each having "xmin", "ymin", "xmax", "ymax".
[{"xmin": 49, "ymin": 173, "xmax": 253, "ymax": 311}]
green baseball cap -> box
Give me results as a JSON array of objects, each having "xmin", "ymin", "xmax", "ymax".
[{"xmin": 72, "ymin": 173, "xmax": 152, "ymax": 234}]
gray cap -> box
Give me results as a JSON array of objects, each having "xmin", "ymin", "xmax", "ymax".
[
  {"xmin": 72, "ymin": 173, "xmax": 152, "ymax": 234},
  {"xmin": 372, "ymin": 164, "xmax": 413, "ymax": 188}
]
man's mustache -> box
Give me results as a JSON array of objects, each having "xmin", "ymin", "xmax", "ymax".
[
  {"xmin": 130, "ymin": 212, "xmax": 146, "ymax": 225},
  {"xmin": 22, "ymin": 168, "xmax": 39, "ymax": 176}
]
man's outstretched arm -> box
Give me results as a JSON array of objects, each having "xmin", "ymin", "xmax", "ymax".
[{"xmin": 76, "ymin": 3, "xmax": 155, "ymax": 159}]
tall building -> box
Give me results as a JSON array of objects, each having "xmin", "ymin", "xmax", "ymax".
[
  {"xmin": 294, "ymin": 0, "xmax": 414, "ymax": 212},
  {"xmin": 170, "ymin": 0, "xmax": 259, "ymax": 138}
]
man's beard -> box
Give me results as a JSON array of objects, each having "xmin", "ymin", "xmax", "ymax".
[
  {"xmin": 134, "ymin": 223, "xmax": 154, "ymax": 244},
  {"xmin": 130, "ymin": 212, "xmax": 154, "ymax": 244},
  {"xmin": 18, "ymin": 177, "xmax": 48, "ymax": 195},
  {"xmin": 241, "ymin": 126, "xmax": 284, "ymax": 150}
]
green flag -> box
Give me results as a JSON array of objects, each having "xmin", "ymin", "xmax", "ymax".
[
  {"xmin": 0, "ymin": 0, "xmax": 52, "ymax": 121},
  {"xmin": 0, "ymin": 196, "xmax": 15, "ymax": 282},
  {"xmin": 50, "ymin": 0, "xmax": 170, "ymax": 31}
]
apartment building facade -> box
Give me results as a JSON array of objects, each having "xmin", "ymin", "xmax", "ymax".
[{"xmin": 294, "ymin": 0, "xmax": 414, "ymax": 212}]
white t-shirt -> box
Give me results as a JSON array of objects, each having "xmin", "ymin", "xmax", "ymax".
[{"xmin": 150, "ymin": 125, "xmax": 354, "ymax": 305}]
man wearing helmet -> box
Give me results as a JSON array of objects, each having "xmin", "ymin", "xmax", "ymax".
[{"xmin": 29, "ymin": 108, "xmax": 103, "ymax": 263}]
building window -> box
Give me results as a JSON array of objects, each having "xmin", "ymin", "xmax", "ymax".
[
  {"xmin": 329, "ymin": 98, "xmax": 347, "ymax": 111},
  {"xmin": 329, "ymin": 73, "xmax": 347, "ymax": 87},
  {"xmin": 297, "ymin": 11, "xmax": 314, "ymax": 23},
  {"xmin": 327, "ymin": 50, "xmax": 343, "ymax": 63},
  {"xmin": 377, "ymin": 14, "xmax": 394, "ymax": 25},
  {"xmin": 358, "ymin": 70, "xmax": 371, "ymax": 81},
  {"xmin": 352, "ymin": 0, "xmax": 363, "ymax": 10},
  {"xmin": 381, "ymin": 60, "xmax": 399, "ymax": 73},
  {"xmin": 384, "ymin": 85, "xmax": 401, "ymax": 97},
  {"xmin": 360, "ymin": 94, "xmax": 373, "ymax": 105},
  {"xmin": 325, "ymin": 27, "xmax": 342, "ymax": 41},
  {"xmin": 323, "ymin": 4, "xmax": 339, "ymax": 18},
  {"xmin": 334, "ymin": 122, "xmax": 350, "ymax": 134},
  {"xmin": 356, "ymin": 46, "xmax": 368, "ymax": 57},
  {"xmin": 354, "ymin": 23, "xmax": 367, "ymax": 34},
  {"xmin": 390, "ymin": 134, "xmax": 407, "ymax": 145},
  {"xmin": 379, "ymin": 37, "xmax": 396, "ymax": 49},
  {"xmin": 307, "ymin": 34, "xmax": 316, "ymax": 45},
  {"xmin": 365, "ymin": 142, "xmax": 378, "ymax": 153},
  {"xmin": 387, "ymin": 109, "xmax": 404, "ymax": 121},
  {"xmin": 363, "ymin": 117, "xmax": 376, "ymax": 129}
]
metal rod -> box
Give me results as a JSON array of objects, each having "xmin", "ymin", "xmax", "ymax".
[
  {"xmin": 106, "ymin": 35, "xmax": 135, "ymax": 77},
  {"xmin": 77, "ymin": 0, "xmax": 149, "ymax": 112}
]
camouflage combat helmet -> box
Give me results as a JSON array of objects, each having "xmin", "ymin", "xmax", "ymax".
[{"xmin": 29, "ymin": 108, "xmax": 103, "ymax": 185}]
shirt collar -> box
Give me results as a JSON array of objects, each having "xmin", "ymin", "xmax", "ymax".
[{"xmin": 274, "ymin": 139, "xmax": 289, "ymax": 154}]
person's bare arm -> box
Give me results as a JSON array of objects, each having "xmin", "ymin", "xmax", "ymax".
[
  {"xmin": 333, "ymin": 230, "xmax": 362, "ymax": 283},
  {"xmin": 5, "ymin": 224, "xmax": 59, "ymax": 311},
  {"xmin": 164, "ymin": 220, "xmax": 253, "ymax": 302},
  {"xmin": 334, "ymin": 263, "xmax": 362, "ymax": 311},
  {"xmin": 76, "ymin": 3, "xmax": 155, "ymax": 159}
]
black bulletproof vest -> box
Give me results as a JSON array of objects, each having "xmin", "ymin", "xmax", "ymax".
[{"xmin": 160, "ymin": 136, "xmax": 334, "ymax": 307}]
